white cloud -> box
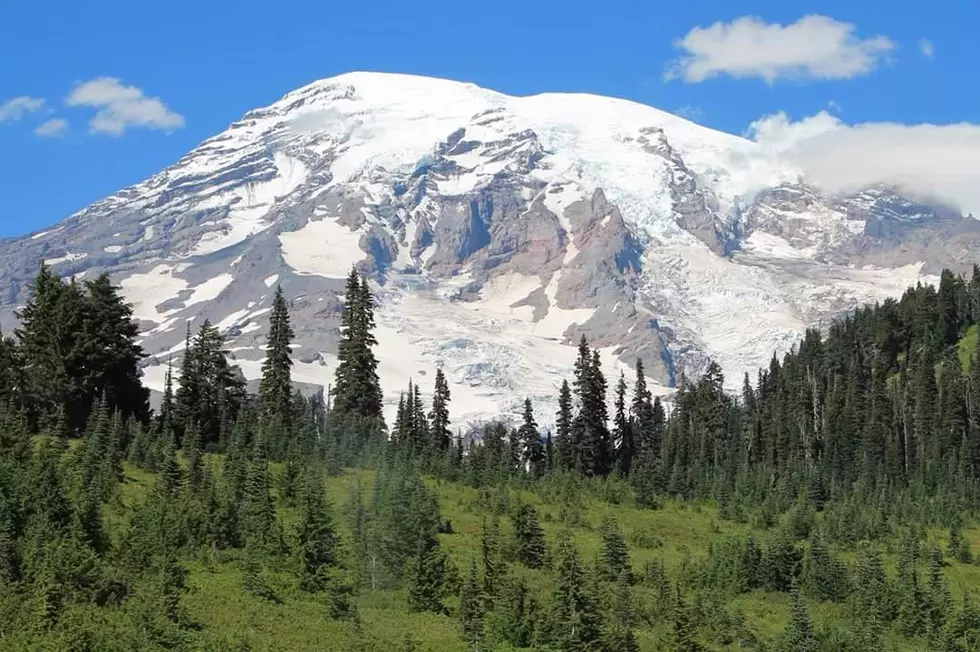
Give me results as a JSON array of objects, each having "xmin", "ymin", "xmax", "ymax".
[
  {"xmin": 919, "ymin": 39, "xmax": 935, "ymax": 58},
  {"xmin": 667, "ymin": 15, "xmax": 895, "ymax": 83},
  {"xmin": 66, "ymin": 77, "xmax": 184, "ymax": 136},
  {"xmin": 747, "ymin": 111, "xmax": 980, "ymax": 216},
  {"xmin": 34, "ymin": 118, "xmax": 68, "ymax": 138},
  {"xmin": 0, "ymin": 96, "xmax": 45, "ymax": 124}
]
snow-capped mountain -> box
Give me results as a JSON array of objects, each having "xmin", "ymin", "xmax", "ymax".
[{"xmin": 4, "ymin": 72, "xmax": 979, "ymax": 428}]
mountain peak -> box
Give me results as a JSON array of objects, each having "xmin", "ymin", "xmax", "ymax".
[{"xmin": 3, "ymin": 72, "xmax": 975, "ymax": 427}]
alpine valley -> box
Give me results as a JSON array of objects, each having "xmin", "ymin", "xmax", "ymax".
[{"xmin": 4, "ymin": 72, "xmax": 979, "ymax": 428}]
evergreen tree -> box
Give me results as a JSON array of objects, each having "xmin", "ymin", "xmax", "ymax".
[
  {"xmin": 259, "ymin": 286, "xmax": 295, "ymax": 443},
  {"xmin": 488, "ymin": 571, "xmax": 538, "ymax": 648},
  {"xmin": 599, "ymin": 515, "xmax": 630, "ymax": 583},
  {"xmin": 672, "ymin": 589, "xmax": 701, "ymax": 652},
  {"xmin": 458, "ymin": 558, "xmax": 485, "ymax": 650},
  {"xmin": 429, "ymin": 367, "xmax": 451, "ymax": 451},
  {"xmin": 780, "ymin": 590, "xmax": 817, "ymax": 652},
  {"xmin": 481, "ymin": 517, "xmax": 502, "ymax": 603},
  {"xmin": 604, "ymin": 570, "xmax": 639, "ymax": 652},
  {"xmin": 407, "ymin": 533, "xmax": 452, "ymax": 614},
  {"xmin": 516, "ymin": 398, "xmax": 544, "ymax": 477},
  {"xmin": 548, "ymin": 533, "xmax": 603, "ymax": 651},
  {"xmin": 296, "ymin": 469, "xmax": 339, "ymax": 592},
  {"xmin": 332, "ymin": 270, "xmax": 383, "ymax": 423},
  {"xmin": 241, "ymin": 435, "xmax": 277, "ymax": 548},
  {"xmin": 614, "ymin": 371, "xmax": 635, "ymax": 475},
  {"xmin": 555, "ymin": 379, "xmax": 573, "ymax": 470},
  {"xmin": 512, "ymin": 502, "xmax": 546, "ymax": 569}
]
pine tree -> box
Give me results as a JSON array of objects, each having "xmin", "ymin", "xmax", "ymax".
[
  {"xmin": 516, "ymin": 398, "xmax": 544, "ymax": 477},
  {"xmin": 259, "ymin": 285, "xmax": 295, "ymax": 445},
  {"xmin": 488, "ymin": 572, "xmax": 538, "ymax": 648},
  {"xmin": 614, "ymin": 371, "xmax": 635, "ymax": 475},
  {"xmin": 571, "ymin": 337, "xmax": 612, "ymax": 476},
  {"xmin": 604, "ymin": 570, "xmax": 639, "ymax": 652},
  {"xmin": 549, "ymin": 532, "xmax": 603, "ymax": 651},
  {"xmin": 512, "ymin": 501, "xmax": 546, "ymax": 569},
  {"xmin": 185, "ymin": 420, "xmax": 204, "ymax": 493},
  {"xmin": 81, "ymin": 273, "xmax": 149, "ymax": 423},
  {"xmin": 481, "ymin": 517, "xmax": 502, "ymax": 603},
  {"xmin": 555, "ymin": 379, "xmax": 574, "ymax": 470},
  {"xmin": 780, "ymin": 590, "xmax": 817, "ymax": 652},
  {"xmin": 429, "ymin": 367, "xmax": 451, "ymax": 451},
  {"xmin": 459, "ymin": 558, "xmax": 485, "ymax": 650},
  {"xmin": 408, "ymin": 533, "xmax": 452, "ymax": 614},
  {"xmin": 16, "ymin": 267, "xmax": 89, "ymax": 432},
  {"xmin": 296, "ymin": 469, "xmax": 339, "ymax": 592},
  {"xmin": 599, "ymin": 515, "xmax": 630, "ymax": 583},
  {"xmin": 241, "ymin": 435, "xmax": 276, "ymax": 548},
  {"xmin": 158, "ymin": 551, "xmax": 187, "ymax": 623},
  {"xmin": 332, "ymin": 270, "xmax": 383, "ymax": 422},
  {"xmin": 672, "ymin": 589, "xmax": 701, "ymax": 652},
  {"xmin": 173, "ymin": 322, "xmax": 198, "ymax": 441}
]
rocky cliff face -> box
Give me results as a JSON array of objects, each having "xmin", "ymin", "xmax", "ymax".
[{"xmin": 1, "ymin": 72, "xmax": 975, "ymax": 427}]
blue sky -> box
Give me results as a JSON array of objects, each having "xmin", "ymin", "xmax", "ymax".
[{"xmin": 1, "ymin": 0, "xmax": 977, "ymax": 237}]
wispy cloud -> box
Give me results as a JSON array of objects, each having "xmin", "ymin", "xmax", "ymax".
[
  {"xmin": 747, "ymin": 111, "xmax": 980, "ymax": 216},
  {"xmin": 0, "ymin": 96, "xmax": 45, "ymax": 124},
  {"xmin": 66, "ymin": 77, "xmax": 184, "ymax": 136},
  {"xmin": 666, "ymin": 15, "xmax": 895, "ymax": 84},
  {"xmin": 919, "ymin": 39, "xmax": 935, "ymax": 58},
  {"xmin": 34, "ymin": 118, "xmax": 68, "ymax": 138}
]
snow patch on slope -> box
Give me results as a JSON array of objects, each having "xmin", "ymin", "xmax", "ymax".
[{"xmin": 279, "ymin": 217, "xmax": 364, "ymax": 278}]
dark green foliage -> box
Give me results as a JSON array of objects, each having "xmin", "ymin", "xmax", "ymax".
[
  {"xmin": 604, "ymin": 570, "xmax": 639, "ymax": 652},
  {"xmin": 259, "ymin": 286, "xmax": 295, "ymax": 443},
  {"xmin": 516, "ymin": 398, "xmax": 545, "ymax": 477},
  {"xmin": 429, "ymin": 367, "xmax": 451, "ymax": 451},
  {"xmin": 780, "ymin": 590, "xmax": 817, "ymax": 652},
  {"xmin": 487, "ymin": 571, "xmax": 538, "ymax": 648},
  {"xmin": 598, "ymin": 514, "xmax": 630, "ymax": 583},
  {"xmin": 332, "ymin": 270, "xmax": 383, "ymax": 423},
  {"xmin": 295, "ymin": 469, "xmax": 339, "ymax": 592},
  {"xmin": 407, "ymin": 533, "xmax": 452, "ymax": 614},
  {"xmin": 512, "ymin": 501, "xmax": 546, "ymax": 569},
  {"xmin": 16, "ymin": 267, "xmax": 148, "ymax": 433},
  {"xmin": 801, "ymin": 536, "xmax": 849, "ymax": 603},
  {"xmin": 546, "ymin": 533, "xmax": 604, "ymax": 651},
  {"xmin": 458, "ymin": 558, "xmax": 484, "ymax": 649}
]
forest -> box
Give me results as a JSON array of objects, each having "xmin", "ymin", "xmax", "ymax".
[{"xmin": 0, "ymin": 263, "xmax": 979, "ymax": 650}]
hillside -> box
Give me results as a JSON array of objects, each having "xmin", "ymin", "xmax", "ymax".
[{"xmin": 1, "ymin": 264, "xmax": 980, "ymax": 650}]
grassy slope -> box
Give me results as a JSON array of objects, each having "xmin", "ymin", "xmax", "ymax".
[
  {"xmin": 959, "ymin": 324, "xmax": 978, "ymax": 373},
  {"xmin": 107, "ymin": 460, "xmax": 980, "ymax": 652}
]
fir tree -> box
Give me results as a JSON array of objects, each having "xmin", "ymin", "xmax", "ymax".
[
  {"xmin": 296, "ymin": 469, "xmax": 339, "ymax": 592},
  {"xmin": 332, "ymin": 270, "xmax": 383, "ymax": 423},
  {"xmin": 512, "ymin": 502, "xmax": 546, "ymax": 569},
  {"xmin": 259, "ymin": 285, "xmax": 295, "ymax": 444},
  {"xmin": 481, "ymin": 517, "xmax": 502, "ymax": 603},
  {"xmin": 672, "ymin": 589, "xmax": 701, "ymax": 652},
  {"xmin": 429, "ymin": 367, "xmax": 451, "ymax": 451},
  {"xmin": 599, "ymin": 515, "xmax": 630, "ymax": 583},
  {"xmin": 613, "ymin": 371, "xmax": 634, "ymax": 475},
  {"xmin": 459, "ymin": 558, "xmax": 485, "ymax": 650},
  {"xmin": 488, "ymin": 572, "xmax": 538, "ymax": 648},
  {"xmin": 604, "ymin": 570, "xmax": 639, "ymax": 652},
  {"xmin": 780, "ymin": 590, "xmax": 817, "ymax": 652},
  {"xmin": 407, "ymin": 533, "xmax": 452, "ymax": 614},
  {"xmin": 549, "ymin": 533, "xmax": 603, "ymax": 651},
  {"xmin": 555, "ymin": 379, "xmax": 573, "ymax": 470},
  {"xmin": 516, "ymin": 398, "xmax": 544, "ymax": 477}
]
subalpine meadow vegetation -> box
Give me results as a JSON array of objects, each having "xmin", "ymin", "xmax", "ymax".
[{"xmin": 1, "ymin": 264, "xmax": 980, "ymax": 650}]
